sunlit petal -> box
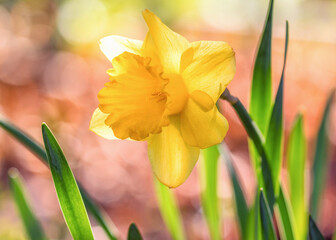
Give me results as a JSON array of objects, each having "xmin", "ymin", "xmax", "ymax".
[
  {"xmin": 142, "ymin": 9, "xmax": 189, "ymax": 73},
  {"xmin": 99, "ymin": 35, "xmax": 143, "ymax": 62},
  {"xmin": 180, "ymin": 94, "xmax": 229, "ymax": 148},
  {"xmin": 89, "ymin": 108, "xmax": 119, "ymax": 140},
  {"xmin": 182, "ymin": 41, "xmax": 236, "ymax": 101},
  {"xmin": 147, "ymin": 115, "xmax": 200, "ymax": 188}
]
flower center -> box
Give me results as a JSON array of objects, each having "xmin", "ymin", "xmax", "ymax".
[
  {"xmin": 98, "ymin": 52, "xmax": 169, "ymax": 140},
  {"xmin": 164, "ymin": 73, "xmax": 189, "ymax": 115}
]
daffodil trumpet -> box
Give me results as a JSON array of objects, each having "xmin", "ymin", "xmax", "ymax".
[{"xmin": 90, "ymin": 10, "xmax": 236, "ymax": 188}]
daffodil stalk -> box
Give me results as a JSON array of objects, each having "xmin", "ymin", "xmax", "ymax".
[{"xmin": 220, "ymin": 88, "xmax": 275, "ymax": 207}]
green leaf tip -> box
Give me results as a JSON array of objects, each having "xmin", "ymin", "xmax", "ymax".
[
  {"xmin": 309, "ymin": 216, "xmax": 325, "ymax": 240},
  {"xmin": 42, "ymin": 123, "xmax": 94, "ymax": 240},
  {"xmin": 127, "ymin": 223, "xmax": 143, "ymax": 240},
  {"xmin": 0, "ymin": 119, "xmax": 117, "ymax": 239},
  {"xmin": 250, "ymin": 0, "xmax": 274, "ymax": 134}
]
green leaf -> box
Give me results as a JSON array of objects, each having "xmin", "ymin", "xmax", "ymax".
[
  {"xmin": 42, "ymin": 123, "xmax": 94, "ymax": 240},
  {"xmin": 200, "ymin": 146, "xmax": 221, "ymax": 240},
  {"xmin": 9, "ymin": 168, "xmax": 48, "ymax": 240},
  {"xmin": 0, "ymin": 119, "xmax": 47, "ymax": 162},
  {"xmin": 259, "ymin": 189, "xmax": 276, "ymax": 240},
  {"xmin": 287, "ymin": 114, "xmax": 307, "ymax": 239},
  {"xmin": 309, "ymin": 216, "xmax": 325, "ymax": 240},
  {"xmin": 127, "ymin": 223, "xmax": 143, "ymax": 240},
  {"xmin": 219, "ymin": 144, "xmax": 248, "ymax": 239},
  {"xmin": 0, "ymin": 119, "xmax": 118, "ymax": 240},
  {"xmin": 276, "ymin": 186, "xmax": 295, "ymax": 240},
  {"xmin": 311, "ymin": 90, "xmax": 335, "ymax": 218},
  {"xmin": 154, "ymin": 179, "xmax": 185, "ymax": 240},
  {"xmin": 264, "ymin": 21, "xmax": 289, "ymax": 196},
  {"xmin": 250, "ymin": 0, "xmax": 274, "ymax": 134},
  {"xmin": 78, "ymin": 188, "xmax": 118, "ymax": 240}
]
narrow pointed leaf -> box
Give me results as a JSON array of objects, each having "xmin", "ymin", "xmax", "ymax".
[
  {"xmin": 127, "ymin": 223, "xmax": 143, "ymax": 240},
  {"xmin": 0, "ymin": 119, "xmax": 117, "ymax": 240},
  {"xmin": 309, "ymin": 216, "xmax": 325, "ymax": 240},
  {"xmin": 264, "ymin": 21, "xmax": 289, "ymax": 196},
  {"xmin": 42, "ymin": 123, "xmax": 94, "ymax": 240},
  {"xmin": 0, "ymin": 119, "xmax": 47, "ymax": 161},
  {"xmin": 154, "ymin": 179, "xmax": 185, "ymax": 240},
  {"xmin": 200, "ymin": 146, "xmax": 221, "ymax": 240},
  {"xmin": 219, "ymin": 144, "xmax": 248, "ymax": 238},
  {"xmin": 311, "ymin": 90, "xmax": 335, "ymax": 218},
  {"xmin": 287, "ymin": 114, "xmax": 307, "ymax": 239},
  {"xmin": 276, "ymin": 186, "xmax": 295, "ymax": 240},
  {"xmin": 259, "ymin": 190, "xmax": 276, "ymax": 240},
  {"xmin": 9, "ymin": 168, "xmax": 48, "ymax": 240},
  {"xmin": 249, "ymin": 0, "xmax": 274, "ymax": 174},
  {"xmin": 250, "ymin": 0, "xmax": 274, "ymax": 134}
]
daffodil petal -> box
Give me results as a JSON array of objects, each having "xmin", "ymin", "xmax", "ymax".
[
  {"xmin": 89, "ymin": 108, "xmax": 119, "ymax": 140},
  {"xmin": 180, "ymin": 95, "xmax": 229, "ymax": 148},
  {"xmin": 147, "ymin": 115, "xmax": 200, "ymax": 188},
  {"xmin": 182, "ymin": 41, "xmax": 236, "ymax": 101},
  {"xmin": 99, "ymin": 36, "xmax": 143, "ymax": 62},
  {"xmin": 142, "ymin": 9, "xmax": 189, "ymax": 73}
]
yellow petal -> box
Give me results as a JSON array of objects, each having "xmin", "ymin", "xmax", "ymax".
[
  {"xmin": 147, "ymin": 115, "xmax": 200, "ymax": 188},
  {"xmin": 180, "ymin": 94, "xmax": 229, "ymax": 148},
  {"xmin": 190, "ymin": 90, "xmax": 214, "ymax": 112},
  {"xmin": 142, "ymin": 9, "xmax": 189, "ymax": 73},
  {"xmin": 182, "ymin": 41, "xmax": 236, "ymax": 101},
  {"xmin": 89, "ymin": 108, "xmax": 119, "ymax": 140},
  {"xmin": 99, "ymin": 35, "xmax": 143, "ymax": 62}
]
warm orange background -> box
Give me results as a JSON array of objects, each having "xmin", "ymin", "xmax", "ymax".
[{"xmin": 0, "ymin": 0, "xmax": 335, "ymax": 239}]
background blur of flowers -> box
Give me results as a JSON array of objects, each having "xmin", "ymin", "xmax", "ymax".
[{"xmin": 0, "ymin": 0, "xmax": 335, "ymax": 239}]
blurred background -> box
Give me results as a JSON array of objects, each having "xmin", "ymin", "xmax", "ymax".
[{"xmin": 0, "ymin": 0, "xmax": 335, "ymax": 239}]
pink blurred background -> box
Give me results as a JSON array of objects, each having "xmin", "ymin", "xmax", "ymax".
[{"xmin": 0, "ymin": 0, "xmax": 335, "ymax": 239}]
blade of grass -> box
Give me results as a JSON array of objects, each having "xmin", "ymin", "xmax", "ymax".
[
  {"xmin": 127, "ymin": 223, "xmax": 143, "ymax": 240},
  {"xmin": 276, "ymin": 186, "xmax": 295, "ymax": 240},
  {"xmin": 42, "ymin": 123, "xmax": 94, "ymax": 240},
  {"xmin": 219, "ymin": 144, "xmax": 248, "ymax": 239},
  {"xmin": 264, "ymin": 21, "xmax": 289, "ymax": 196},
  {"xmin": 250, "ymin": 0, "xmax": 274, "ymax": 135},
  {"xmin": 249, "ymin": 0, "xmax": 274, "ymax": 177},
  {"xmin": 311, "ymin": 90, "xmax": 335, "ymax": 218},
  {"xmin": 9, "ymin": 168, "xmax": 48, "ymax": 240},
  {"xmin": 259, "ymin": 189, "xmax": 276, "ymax": 240},
  {"xmin": 154, "ymin": 179, "xmax": 185, "ymax": 240},
  {"xmin": 0, "ymin": 119, "xmax": 118, "ymax": 240},
  {"xmin": 200, "ymin": 146, "xmax": 221, "ymax": 240},
  {"xmin": 309, "ymin": 216, "xmax": 325, "ymax": 240},
  {"xmin": 287, "ymin": 114, "xmax": 307, "ymax": 239}
]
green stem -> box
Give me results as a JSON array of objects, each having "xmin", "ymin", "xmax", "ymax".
[
  {"xmin": 154, "ymin": 179, "xmax": 186, "ymax": 240},
  {"xmin": 220, "ymin": 89, "xmax": 275, "ymax": 208}
]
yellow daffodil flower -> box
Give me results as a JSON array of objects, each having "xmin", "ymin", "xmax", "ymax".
[{"xmin": 90, "ymin": 10, "xmax": 236, "ymax": 188}]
